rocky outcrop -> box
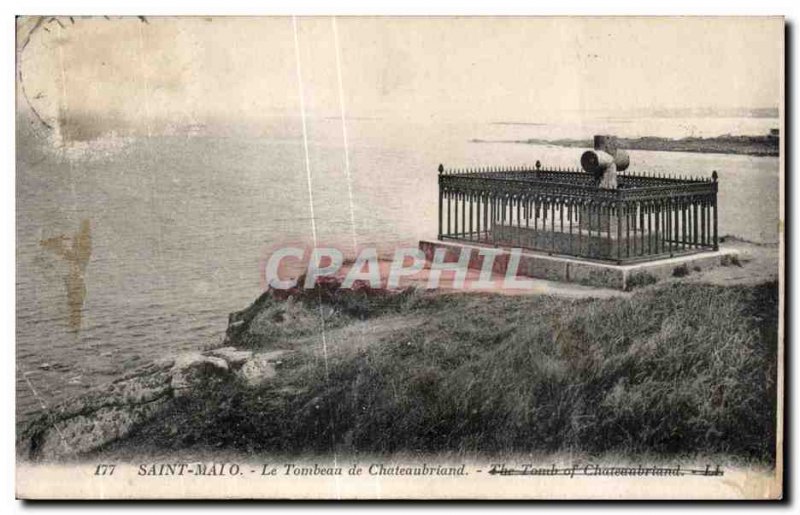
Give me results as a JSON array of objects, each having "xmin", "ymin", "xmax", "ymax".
[
  {"xmin": 206, "ymin": 347, "xmax": 253, "ymax": 368},
  {"xmin": 169, "ymin": 352, "xmax": 231, "ymax": 396},
  {"xmin": 17, "ymin": 346, "xmax": 285, "ymax": 461},
  {"xmin": 239, "ymin": 350, "xmax": 286, "ymax": 387},
  {"xmin": 18, "ymin": 358, "xmax": 176, "ymax": 461}
]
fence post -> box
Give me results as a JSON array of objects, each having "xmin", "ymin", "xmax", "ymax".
[
  {"xmin": 438, "ymin": 164, "xmax": 444, "ymax": 240},
  {"xmin": 712, "ymin": 170, "xmax": 719, "ymax": 250},
  {"xmin": 616, "ymin": 194, "xmax": 623, "ymax": 264}
]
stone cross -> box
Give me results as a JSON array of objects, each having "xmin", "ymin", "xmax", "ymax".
[{"xmin": 580, "ymin": 135, "xmax": 630, "ymax": 189}]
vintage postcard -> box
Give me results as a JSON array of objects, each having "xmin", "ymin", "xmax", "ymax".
[{"xmin": 15, "ymin": 15, "xmax": 784, "ymax": 499}]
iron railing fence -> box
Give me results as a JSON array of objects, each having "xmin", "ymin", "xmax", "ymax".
[{"xmin": 437, "ymin": 164, "xmax": 718, "ymax": 264}]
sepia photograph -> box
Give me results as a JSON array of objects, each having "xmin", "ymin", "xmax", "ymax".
[{"xmin": 13, "ymin": 13, "xmax": 784, "ymax": 500}]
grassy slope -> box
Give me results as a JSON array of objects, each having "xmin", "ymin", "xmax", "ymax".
[{"xmin": 114, "ymin": 281, "xmax": 779, "ymax": 463}]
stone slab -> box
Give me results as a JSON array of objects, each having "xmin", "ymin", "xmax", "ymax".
[
  {"xmin": 491, "ymin": 224, "xmax": 664, "ymax": 261},
  {"xmin": 419, "ymin": 239, "xmax": 738, "ymax": 291}
]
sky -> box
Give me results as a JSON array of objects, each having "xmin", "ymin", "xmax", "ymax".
[{"xmin": 16, "ymin": 16, "xmax": 783, "ymax": 136}]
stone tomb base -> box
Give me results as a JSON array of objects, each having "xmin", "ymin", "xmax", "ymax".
[
  {"xmin": 491, "ymin": 223, "xmax": 660, "ymax": 261},
  {"xmin": 419, "ymin": 239, "xmax": 737, "ymax": 291}
]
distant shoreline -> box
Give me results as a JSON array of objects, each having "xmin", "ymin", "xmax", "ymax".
[{"xmin": 472, "ymin": 135, "xmax": 779, "ymax": 157}]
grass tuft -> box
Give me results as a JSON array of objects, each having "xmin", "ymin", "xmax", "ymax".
[
  {"xmin": 625, "ymin": 272, "xmax": 658, "ymax": 291},
  {"xmin": 672, "ymin": 264, "xmax": 690, "ymax": 277}
]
